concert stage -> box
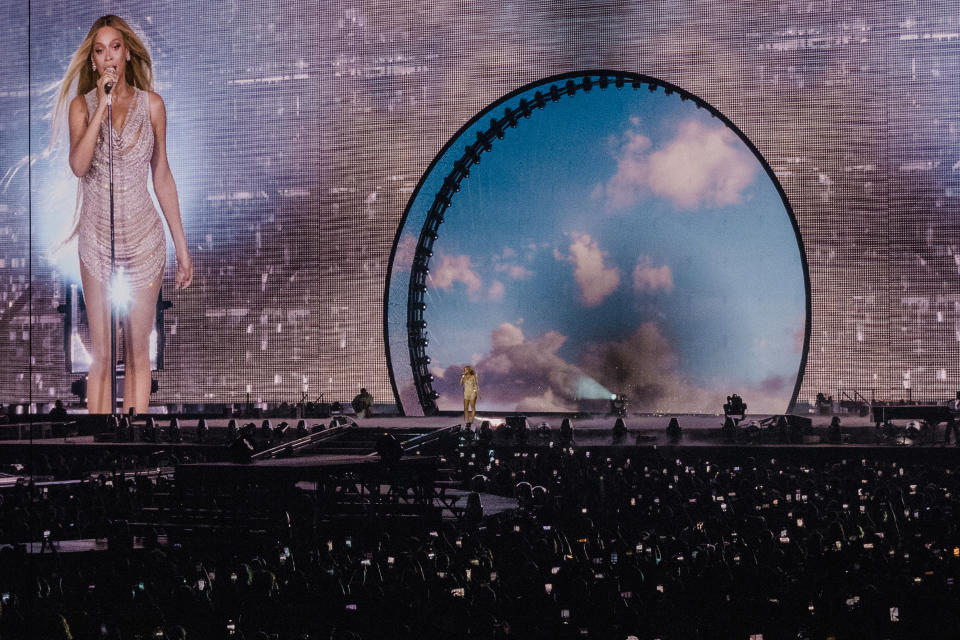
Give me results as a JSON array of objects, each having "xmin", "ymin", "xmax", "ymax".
[
  {"xmin": 4, "ymin": 409, "xmax": 960, "ymax": 458},
  {"xmin": 3, "ymin": 409, "xmax": 960, "ymax": 556},
  {"xmin": 3, "ymin": 409, "xmax": 959, "ymax": 442}
]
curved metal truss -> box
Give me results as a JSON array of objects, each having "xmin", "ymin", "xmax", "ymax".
[{"xmin": 404, "ymin": 70, "xmax": 799, "ymax": 415}]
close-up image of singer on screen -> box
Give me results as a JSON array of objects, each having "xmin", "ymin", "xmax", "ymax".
[{"xmin": 56, "ymin": 15, "xmax": 192, "ymax": 414}]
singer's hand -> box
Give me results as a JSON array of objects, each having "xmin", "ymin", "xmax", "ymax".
[
  {"xmin": 175, "ymin": 251, "xmax": 194, "ymax": 290},
  {"xmin": 96, "ymin": 66, "xmax": 118, "ymax": 104}
]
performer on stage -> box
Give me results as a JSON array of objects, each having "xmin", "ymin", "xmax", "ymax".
[
  {"xmin": 58, "ymin": 15, "xmax": 193, "ymax": 414},
  {"xmin": 460, "ymin": 365, "xmax": 479, "ymax": 426}
]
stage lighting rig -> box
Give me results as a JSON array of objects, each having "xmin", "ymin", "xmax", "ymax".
[
  {"xmin": 610, "ymin": 393, "xmax": 628, "ymax": 417},
  {"xmin": 723, "ymin": 394, "xmax": 747, "ymax": 421}
]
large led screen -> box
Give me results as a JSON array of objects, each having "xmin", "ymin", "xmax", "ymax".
[
  {"xmin": 387, "ymin": 73, "xmax": 808, "ymax": 416},
  {"xmin": 3, "ymin": 2, "xmax": 960, "ymax": 415}
]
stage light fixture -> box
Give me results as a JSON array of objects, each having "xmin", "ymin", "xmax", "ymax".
[
  {"xmin": 117, "ymin": 415, "xmax": 130, "ymax": 441},
  {"xmin": 196, "ymin": 418, "xmax": 208, "ymax": 443},
  {"xmin": 666, "ymin": 417, "xmax": 682, "ymax": 442},
  {"xmin": 443, "ymin": 175, "xmax": 461, "ymax": 193},
  {"xmin": 466, "ymin": 143, "xmax": 482, "ymax": 164},
  {"xmin": 476, "ymin": 130, "xmax": 492, "ymax": 152},
  {"xmin": 453, "ymin": 157, "xmax": 471, "ymax": 178},
  {"xmin": 169, "ymin": 418, "xmax": 182, "ymax": 443},
  {"xmin": 274, "ymin": 421, "xmax": 290, "ymax": 439},
  {"xmin": 610, "ymin": 393, "xmax": 628, "ymax": 417},
  {"xmin": 228, "ymin": 435, "xmax": 255, "ymax": 464},
  {"xmin": 582, "ymin": 76, "xmax": 593, "ymax": 92},
  {"xmin": 143, "ymin": 416, "xmax": 156, "ymax": 442}
]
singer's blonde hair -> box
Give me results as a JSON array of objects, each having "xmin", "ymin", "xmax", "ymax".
[
  {"xmin": 50, "ymin": 15, "xmax": 154, "ymax": 149},
  {"xmin": 2, "ymin": 15, "xmax": 154, "ymax": 190}
]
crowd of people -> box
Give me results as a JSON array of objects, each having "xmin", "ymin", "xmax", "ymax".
[{"xmin": 2, "ymin": 432, "xmax": 960, "ymax": 639}]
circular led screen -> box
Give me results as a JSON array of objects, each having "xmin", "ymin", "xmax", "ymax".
[{"xmin": 386, "ymin": 72, "xmax": 808, "ymax": 417}]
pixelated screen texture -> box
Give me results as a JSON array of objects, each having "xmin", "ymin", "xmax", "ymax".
[{"xmin": 1, "ymin": 1, "xmax": 960, "ymax": 410}]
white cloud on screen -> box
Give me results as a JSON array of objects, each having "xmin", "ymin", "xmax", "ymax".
[
  {"xmin": 632, "ymin": 256, "xmax": 674, "ymax": 293},
  {"xmin": 554, "ymin": 232, "xmax": 620, "ymax": 306},
  {"xmin": 432, "ymin": 322, "xmax": 586, "ymax": 413},
  {"xmin": 495, "ymin": 263, "xmax": 534, "ymax": 280},
  {"xmin": 430, "ymin": 253, "xmax": 484, "ymax": 299},
  {"xmin": 430, "ymin": 320, "xmax": 795, "ymax": 414},
  {"xmin": 602, "ymin": 129, "xmax": 653, "ymax": 209},
  {"xmin": 600, "ymin": 119, "xmax": 757, "ymax": 211},
  {"xmin": 392, "ymin": 233, "xmax": 417, "ymax": 271}
]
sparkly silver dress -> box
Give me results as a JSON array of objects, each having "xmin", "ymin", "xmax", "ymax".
[{"xmin": 78, "ymin": 87, "xmax": 165, "ymax": 289}]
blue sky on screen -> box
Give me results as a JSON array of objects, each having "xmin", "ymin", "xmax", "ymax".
[{"xmin": 394, "ymin": 80, "xmax": 806, "ymax": 414}]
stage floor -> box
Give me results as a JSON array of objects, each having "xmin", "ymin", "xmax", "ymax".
[{"xmin": 3, "ymin": 410, "xmax": 958, "ymax": 449}]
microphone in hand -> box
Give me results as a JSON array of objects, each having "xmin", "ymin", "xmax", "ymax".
[{"xmin": 104, "ymin": 66, "xmax": 117, "ymax": 94}]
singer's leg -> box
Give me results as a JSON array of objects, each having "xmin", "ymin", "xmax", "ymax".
[
  {"xmin": 80, "ymin": 262, "xmax": 113, "ymax": 414},
  {"xmin": 466, "ymin": 394, "xmax": 477, "ymax": 424},
  {"xmin": 122, "ymin": 279, "xmax": 161, "ymax": 415}
]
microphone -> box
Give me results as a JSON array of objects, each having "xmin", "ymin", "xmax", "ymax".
[{"xmin": 104, "ymin": 67, "xmax": 117, "ymax": 94}]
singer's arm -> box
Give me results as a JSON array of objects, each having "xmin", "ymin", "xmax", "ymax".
[
  {"xmin": 68, "ymin": 97, "xmax": 105, "ymax": 177},
  {"xmin": 68, "ymin": 67, "xmax": 116, "ymax": 177},
  {"xmin": 149, "ymin": 91, "xmax": 193, "ymax": 289}
]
